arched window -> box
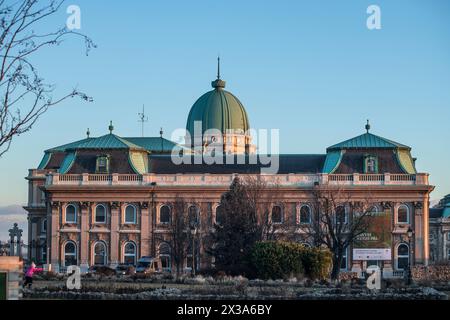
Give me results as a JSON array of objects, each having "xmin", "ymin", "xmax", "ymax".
[
  {"xmin": 41, "ymin": 219, "xmax": 47, "ymax": 234},
  {"xmin": 300, "ymin": 205, "xmax": 311, "ymax": 224},
  {"xmin": 124, "ymin": 205, "xmax": 136, "ymax": 224},
  {"xmin": 215, "ymin": 205, "xmax": 224, "ymax": 225},
  {"xmin": 336, "ymin": 206, "xmax": 347, "ymax": 224},
  {"xmin": 65, "ymin": 204, "xmax": 77, "ymax": 223},
  {"xmin": 123, "ymin": 242, "xmax": 136, "ymax": 265},
  {"xmin": 160, "ymin": 205, "xmax": 171, "ymax": 224},
  {"xmin": 397, "ymin": 205, "xmax": 409, "ymax": 224},
  {"xmin": 94, "ymin": 241, "xmax": 107, "ymax": 266},
  {"xmin": 159, "ymin": 243, "xmax": 171, "ymax": 272},
  {"xmin": 369, "ymin": 206, "xmax": 380, "ymax": 214},
  {"xmin": 64, "ymin": 241, "xmax": 77, "ymax": 267},
  {"xmin": 271, "ymin": 206, "xmax": 283, "ymax": 224},
  {"xmin": 397, "ymin": 243, "xmax": 409, "ymax": 270},
  {"xmin": 188, "ymin": 205, "xmax": 199, "ymax": 227},
  {"xmin": 95, "ymin": 204, "xmax": 106, "ymax": 223}
]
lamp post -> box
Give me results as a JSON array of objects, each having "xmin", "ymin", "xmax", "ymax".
[
  {"xmin": 190, "ymin": 225, "xmax": 197, "ymax": 277},
  {"xmin": 406, "ymin": 226, "xmax": 413, "ymax": 286}
]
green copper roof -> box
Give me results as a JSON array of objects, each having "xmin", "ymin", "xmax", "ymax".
[
  {"xmin": 74, "ymin": 134, "xmax": 145, "ymax": 150},
  {"xmin": 47, "ymin": 134, "xmax": 146, "ymax": 151},
  {"xmin": 186, "ymin": 77, "xmax": 250, "ymax": 136},
  {"xmin": 322, "ymin": 150, "xmax": 343, "ymax": 173},
  {"xmin": 124, "ymin": 137, "xmax": 180, "ymax": 152},
  {"xmin": 59, "ymin": 152, "xmax": 77, "ymax": 174},
  {"xmin": 443, "ymin": 204, "xmax": 450, "ymax": 218},
  {"xmin": 327, "ymin": 133, "xmax": 410, "ymax": 151},
  {"xmin": 37, "ymin": 152, "xmax": 52, "ymax": 169},
  {"xmin": 46, "ymin": 137, "xmax": 93, "ymax": 152}
]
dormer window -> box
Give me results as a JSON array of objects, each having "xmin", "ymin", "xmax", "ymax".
[
  {"xmin": 364, "ymin": 155, "xmax": 378, "ymax": 174},
  {"xmin": 96, "ymin": 155, "xmax": 110, "ymax": 173}
]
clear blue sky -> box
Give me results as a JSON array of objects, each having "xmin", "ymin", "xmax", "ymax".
[{"xmin": 0, "ymin": 0, "xmax": 449, "ymax": 207}]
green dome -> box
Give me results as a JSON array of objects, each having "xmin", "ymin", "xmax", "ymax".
[{"xmin": 186, "ymin": 77, "xmax": 250, "ymax": 137}]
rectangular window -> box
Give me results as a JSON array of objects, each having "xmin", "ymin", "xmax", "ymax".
[
  {"xmin": 364, "ymin": 155, "xmax": 378, "ymax": 174},
  {"xmin": 96, "ymin": 156, "xmax": 109, "ymax": 173}
]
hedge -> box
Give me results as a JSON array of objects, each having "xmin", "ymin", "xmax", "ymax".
[{"xmin": 249, "ymin": 241, "xmax": 332, "ymax": 280}]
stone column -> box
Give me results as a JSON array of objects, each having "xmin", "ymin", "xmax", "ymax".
[
  {"xmin": 422, "ymin": 197, "xmax": 430, "ymax": 266},
  {"xmin": 110, "ymin": 202, "xmax": 119, "ymax": 267},
  {"xmin": 140, "ymin": 202, "xmax": 150, "ymax": 258},
  {"xmin": 27, "ymin": 216, "xmax": 32, "ymax": 261},
  {"xmin": 414, "ymin": 202, "xmax": 424, "ymax": 264},
  {"xmin": 79, "ymin": 202, "xmax": 90, "ymax": 273},
  {"xmin": 49, "ymin": 202, "xmax": 60, "ymax": 272}
]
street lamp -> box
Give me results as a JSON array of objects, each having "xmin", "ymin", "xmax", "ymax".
[
  {"xmin": 406, "ymin": 226, "xmax": 413, "ymax": 285},
  {"xmin": 190, "ymin": 225, "xmax": 197, "ymax": 277}
]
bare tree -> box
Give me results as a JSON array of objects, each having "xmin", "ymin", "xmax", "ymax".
[
  {"xmin": 242, "ymin": 175, "xmax": 292, "ymax": 241},
  {"xmin": 155, "ymin": 196, "xmax": 190, "ymax": 278},
  {"xmin": 303, "ymin": 187, "xmax": 376, "ymax": 280},
  {"xmin": 0, "ymin": 0, "xmax": 95, "ymax": 157}
]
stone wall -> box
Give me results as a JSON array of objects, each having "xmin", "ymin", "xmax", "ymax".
[{"xmin": 0, "ymin": 256, "xmax": 23, "ymax": 300}]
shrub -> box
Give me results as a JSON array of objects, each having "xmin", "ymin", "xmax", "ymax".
[{"xmin": 249, "ymin": 241, "xmax": 332, "ymax": 280}]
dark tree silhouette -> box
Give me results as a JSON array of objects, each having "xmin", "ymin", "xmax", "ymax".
[
  {"xmin": 0, "ymin": 0, "xmax": 95, "ymax": 157},
  {"xmin": 208, "ymin": 177, "xmax": 263, "ymax": 276}
]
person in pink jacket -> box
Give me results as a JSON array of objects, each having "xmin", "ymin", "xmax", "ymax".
[{"xmin": 23, "ymin": 262, "xmax": 43, "ymax": 289}]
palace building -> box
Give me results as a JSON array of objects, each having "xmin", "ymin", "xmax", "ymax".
[{"xmin": 24, "ymin": 66, "xmax": 434, "ymax": 277}]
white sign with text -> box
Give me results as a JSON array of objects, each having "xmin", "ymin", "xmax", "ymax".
[{"xmin": 353, "ymin": 248, "xmax": 391, "ymax": 261}]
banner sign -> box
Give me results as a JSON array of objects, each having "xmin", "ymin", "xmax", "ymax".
[
  {"xmin": 354, "ymin": 209, "xmax": 391, "ymax": 249},
  {"xmin": 353, "ymin": 248, "xmax": 391, "ymax": 260}
]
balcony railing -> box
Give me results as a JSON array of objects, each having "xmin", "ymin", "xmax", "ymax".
[{"xmin": 44, "ymin": 172, "xmax": 429, "ymax": 187}]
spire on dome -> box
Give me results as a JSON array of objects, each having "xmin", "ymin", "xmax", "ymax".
[{"xmin": 211, "ymin": 56, "xmax": 226, "ymax": 89}]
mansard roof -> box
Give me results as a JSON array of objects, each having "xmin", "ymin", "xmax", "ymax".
[
  {"xmin": 49, "ymin": 134, "xmax": 145, "ymax": 151},
  {"xmin": 148, "ymin": 154, "xmax": 326, "ymax": 174},
  {"xmin": 327, "ymin": 132, "xmax": 411, "ymax": 151}
]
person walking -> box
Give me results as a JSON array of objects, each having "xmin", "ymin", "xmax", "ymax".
[{"xmin": 23, "ymin": 262, "xmax": 43, "ymax": 289}]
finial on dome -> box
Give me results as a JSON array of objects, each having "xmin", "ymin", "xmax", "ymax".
[
  {"xmin": 86, "ymin": 128, "xmax": 90, "ymax": 138},
  {"xmin": 217, "ymin": 56, "xmax": 220, "ymax": 80},
  {"xmin": 160, "ymin": 127, "xmax": 163, "ymax": 138},
  {"xmin": 109, "ymin": 121, "xmax": 114, "ymax": 134},
  {"xmin": 211, "ymin": 56, "xmax": 226, "ymax": 89},
  {"xmin": 365, "ymin": 119, "xmax": 371, "ymax": 133}
]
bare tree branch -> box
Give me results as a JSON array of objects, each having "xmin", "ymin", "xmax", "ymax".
[{"xmin": 0, "ymin": 0, "xmax": 96, "ymax": 157}]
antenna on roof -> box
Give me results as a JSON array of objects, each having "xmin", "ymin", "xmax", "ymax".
[
  {"xmin": 160, "ymin": 127, "xmax": 164, "ymax": 152},
  {"xmin": 138, "ymin": 105, "xmax": 148, "ymax": 137},
  {"xmin": 86, "ymin": 128, "xmax": 90, "ymax": 138},
  {"xmin": 365, "ymin": 119, "xmax": 371, "ymax": 133}
]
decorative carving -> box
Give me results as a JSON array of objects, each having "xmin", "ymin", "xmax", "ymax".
[
  {"xmin": 141, "ymin": 202, "xmax": 149, "ymax": 209},
  {"xmin": 51, "ymin": 201, "xmax": 60, "ymax": 208},
  {"xmin": 81, "ymin": 202, "xmax": 90, "ymax": 209},
  {"xmin": 413, "ymin": 202, "xmax": 423, "ymax": 209},
  {"xmin": 381, "ymin": 201, "xmax": 392, "ymax": 209},
  {"xmin": 110, "ymin": 202, "xmax": 120, "ymax": 209}
]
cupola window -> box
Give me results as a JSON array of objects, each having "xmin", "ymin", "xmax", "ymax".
[{"xmin": 364, "ymin": 155, "xmax": 378, "ymax": 174}]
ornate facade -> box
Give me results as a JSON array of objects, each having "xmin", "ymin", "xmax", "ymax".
[{"xmin": 24, "ymin": 70, "xmax": 434, "ymax": 276}]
